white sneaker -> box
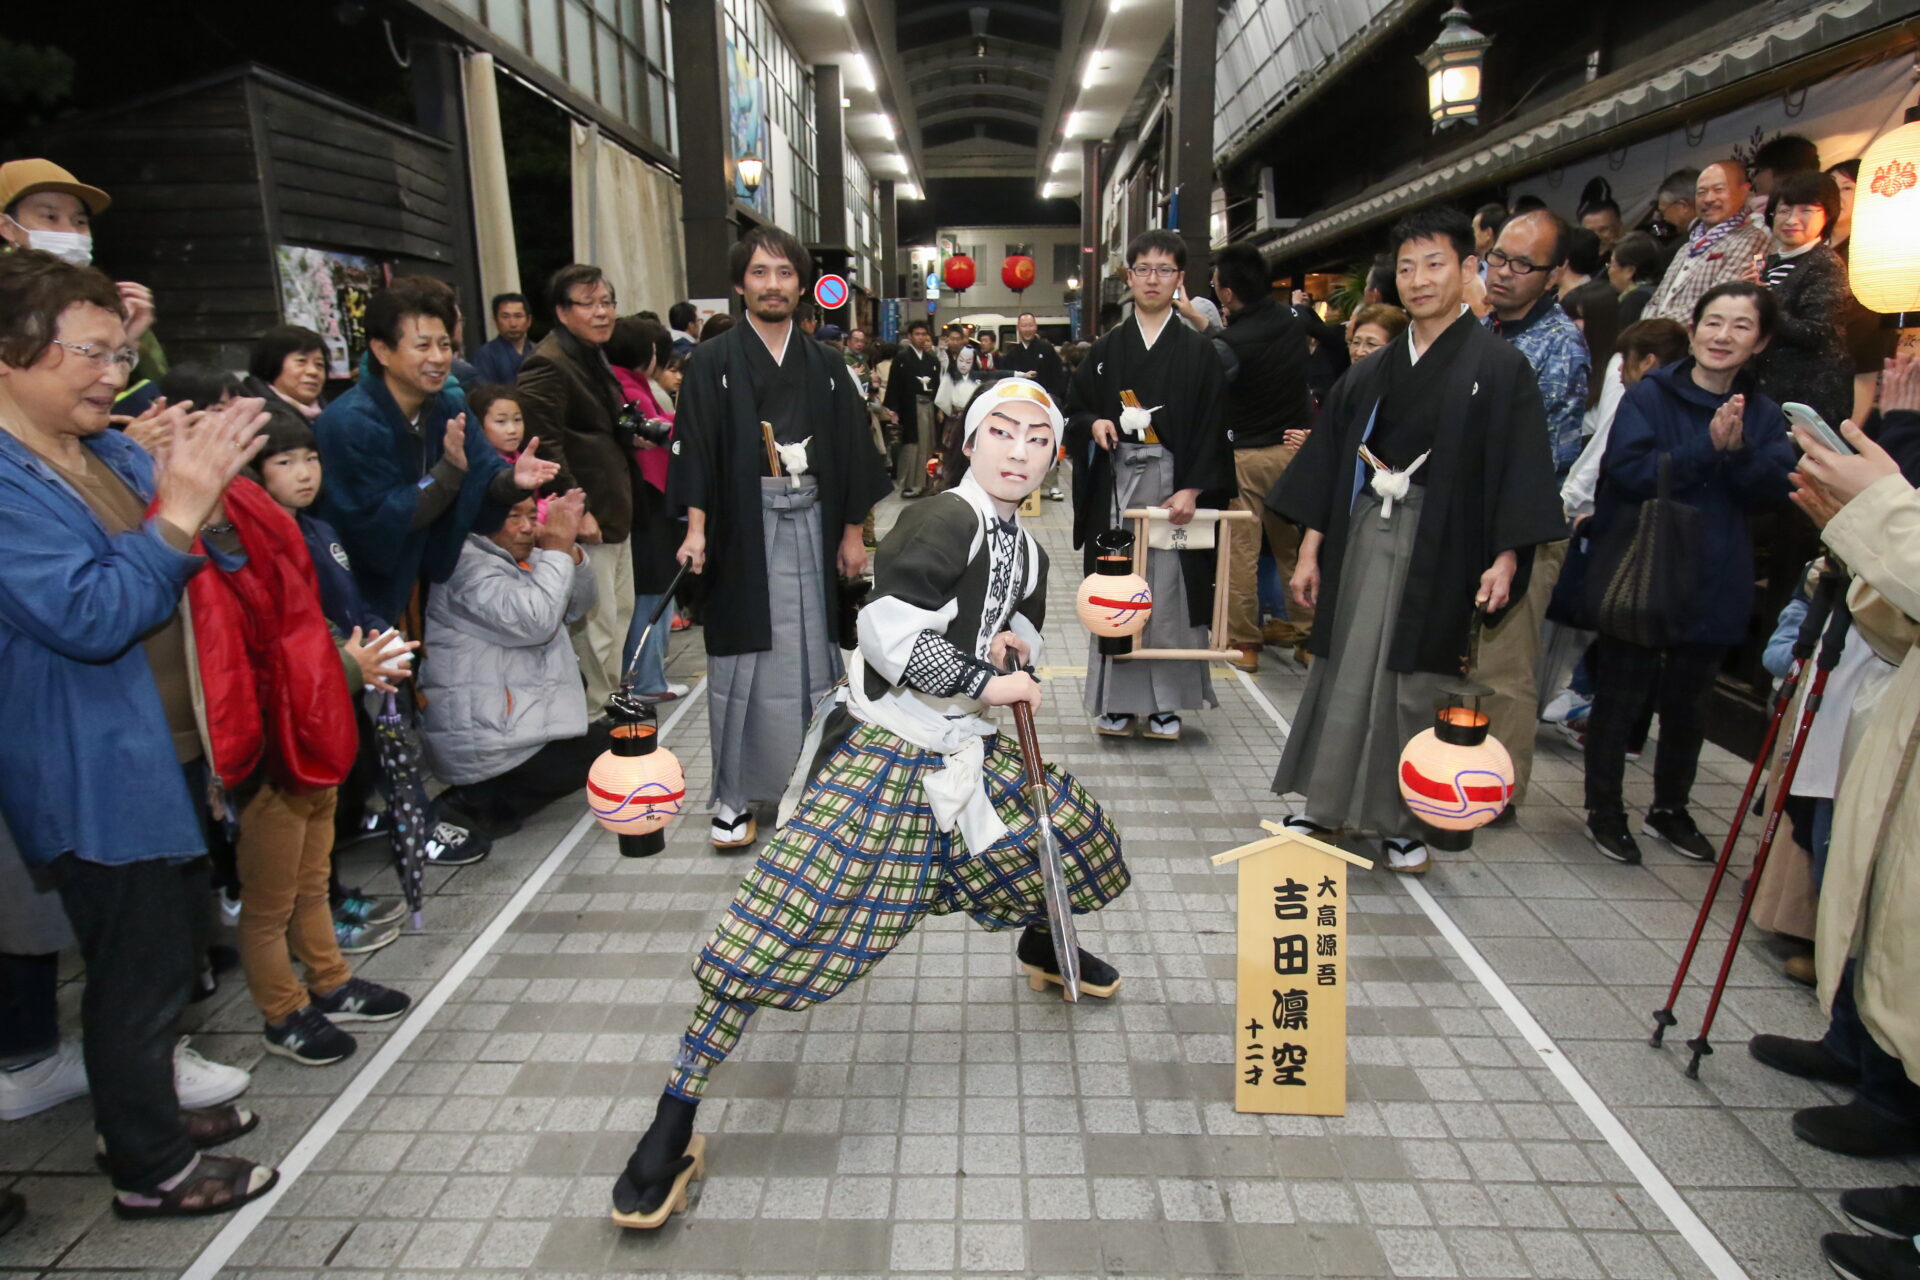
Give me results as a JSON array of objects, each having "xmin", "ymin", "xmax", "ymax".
[
  {"xmin": 0, "ymin": 1040, "xmax": 88, "ymax": 1120},
  {"xmin": 1541, "ymin": 690, "xmax": 1589, "ymax": 724},
  {"xmin": 174, "ymin": 1037, "xmax": 250, "ymax": 1110},
  {"xmin": 666, "ymin": 681, "xmax": 691, "ymax": 698},
  {"xmin": 1384, "ymin": 838, "xmax": 1430, "ymax": 875}
]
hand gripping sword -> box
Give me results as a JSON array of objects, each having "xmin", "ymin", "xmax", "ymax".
[{"xmin": 1007, "ymin": 669, "xmax": 1081, "ymax": 1001}]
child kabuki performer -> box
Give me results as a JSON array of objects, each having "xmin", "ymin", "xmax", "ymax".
[{"xmin": 610, "ymin": 376, "xmax": 1132, "ymax": 1229}]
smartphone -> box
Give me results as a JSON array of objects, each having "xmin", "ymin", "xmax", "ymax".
[{"xmin": 1783, "ymin": 401, "xmax": 1854, "ymax": 455}]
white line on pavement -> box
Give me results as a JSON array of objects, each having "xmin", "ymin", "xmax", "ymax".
[
  {"xmin": 1230, "ymin": 675, "xmax": 1750, "ymax": 1280},
  {"xmin": 182, "ymin": 682, "xmax": 709, "ymax": 1280}
]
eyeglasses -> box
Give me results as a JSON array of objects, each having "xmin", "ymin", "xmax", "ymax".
[
  {"xmin": 563, "ymin": 295, "xmax": 618, "ymax": 313},
  {"xmin": 1484, "ymin": 248, "xmax": 1551, "ymax": 276},
  {"xmin": 52, "ymin": 339, "xmax": 139, "ymax": 372},
  {"xmin": 1128, "ymin": 265, "xmax": 1179, "ymax": 280},
  {"xmin": 1347, "ymin": 337, "xmax": 1386, "ymax": 356}
]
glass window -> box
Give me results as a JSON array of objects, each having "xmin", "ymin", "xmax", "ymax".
[
  {"xmin": 529, "ymin": 0, "xmax": 562, "ymax": 69},
  {"xmin": 596, "ymin": 24, "xmax": 622, "ymax": 114},
  {"xmin": 1053, "ymin": 242, "xmax": 1078, "ymax": 282},
  {"xmin": 564, "ymin": 0, "xmax": 595, "ymax": 94},
  {"xmin": 642, "ymin": 0, "xmax": 661, "ymax": 57}
]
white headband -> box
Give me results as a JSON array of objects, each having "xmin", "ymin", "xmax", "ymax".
[{"xmin": 961, "ymin": 376, "xmax": 1065, "ymax": 445}]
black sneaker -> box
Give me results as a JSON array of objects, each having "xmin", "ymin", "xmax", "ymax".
[
  {"xmin": 340, "ymin": 809, "xmax": 393, "ymax": 850},
  {"xmin": 1822, "ymin": 1231, "xmax": 1920, "ymax": 1280},
  {"xmin": 1796, "ymin": 1101, "xmax": 1920, "ymax": 1159},
  {"xmin": 263, "ymin": 1005, "xmax": 356, "ymax": 1066},
  {"xmin": 1643, "ymin": 808, "xmax": 1716, "ymax": 861},
  {"xmin": 1586, "ymin": 812, "xmax": 1642, "ymax": 864},
  {"xmin": 423, "ymin": 819, "xmax": 490, "ymax": 867},
  {"xmin": 309, "ymin": 977, "xmax": 411, "ymax": 1024},
  {"xmin": 1843, "ymin": 1186, "xmax": 1920, "ymax": 1239},
  {"xmin": 1749, "ymin": 1033, "xmax": 1860, "ymax": 1085}
]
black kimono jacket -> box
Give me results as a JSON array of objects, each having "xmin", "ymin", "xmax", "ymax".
[
  {"xmin": 668, "ymin": 323, "xmax": 891, "ymax": 657},
  {"xmin": 885, "ymin": 345, "xmax": 941, "ymax": 422},
  {"xmin": 1268, "ymin": 315, "xmax": 1567, "ymax": 676},
  {"xmin": 1064, "ymin": 314, "xmax": 1234, "ymax": 625}
]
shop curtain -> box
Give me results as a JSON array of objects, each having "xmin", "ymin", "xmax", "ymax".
[
  {"xmin": 461, "ymin": 51, "xmax": 522, "ymax": 325},
  {"xmin": 570, "ymin": 122, "xmax": 686, "ymax": 320}
]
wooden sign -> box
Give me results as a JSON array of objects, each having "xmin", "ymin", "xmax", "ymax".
[{"xmin": 1212, "ymin": 822, "xmax": 1372, "ymax": 1116}]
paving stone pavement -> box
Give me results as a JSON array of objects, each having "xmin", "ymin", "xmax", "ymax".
[{"xmin": 2, "ymin": 494, "xmax": 1909, "ymax": 1280}]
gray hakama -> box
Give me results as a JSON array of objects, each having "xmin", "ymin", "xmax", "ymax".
[
  {"xmin": 1273, "ymin": 487, "xmax": 1450, "ymax": 838},
  {"xmin": 707, "ymin": 477, "xmax": 842, "ymax": 810},
  {"xmin": 1084, "ymin": 441, "xmax": 1215, "ymax": 717}
]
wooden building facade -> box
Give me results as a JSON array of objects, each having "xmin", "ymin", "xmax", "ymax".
[{"xmin": 31, "ymin": 65, "xmax": 465, "ymax": 371}]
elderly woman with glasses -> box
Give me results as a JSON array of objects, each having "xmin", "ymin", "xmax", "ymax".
[{"xmin": 0, "ymin": 250, "xmax": 282, "ymax": 1220}]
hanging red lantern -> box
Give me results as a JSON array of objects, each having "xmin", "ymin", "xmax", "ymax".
[
  {"xmin": 943, "ymin": 254, "xmax": 976, "ymax": 294},
  {"xmin": 1001, "ymin": 255, "xmax": 1036, "ymax": 293},
  {"xmin": 1398, "ymin": 688, "xmax": 1512, "ymax": 844},
  {"xmin": 1076, "ymin": 530, "xmax": 1152, "ymax": 656}
]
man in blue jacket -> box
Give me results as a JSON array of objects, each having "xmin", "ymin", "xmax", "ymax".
[{"xmin": 313, "ymin": 281, "xmax": 557, "ymax": 622}]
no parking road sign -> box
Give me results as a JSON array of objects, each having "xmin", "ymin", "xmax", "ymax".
[{"xmin": 814, "ymin": 274, "xmax": 849, "ymax": 309}]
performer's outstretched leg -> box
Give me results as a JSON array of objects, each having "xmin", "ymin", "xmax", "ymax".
[{"xmin": 611, "ymin": 993, "xmax": 753, "ymax": 1228}]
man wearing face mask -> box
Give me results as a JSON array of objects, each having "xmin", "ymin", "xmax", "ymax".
[{"xmin": 0, "ymin": 161, "xmax": 161, "ymax": 390}]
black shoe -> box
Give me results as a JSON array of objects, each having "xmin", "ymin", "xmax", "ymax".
[
  {"xmin": 0, "ymin": 1188, "xmax": 22, "ymax": 1238},
  {"xmin": 263, "ymin": 1005, "xmax": 356, "ymax": 1066},
  {"xmin": 339, "ymin": 808, "xmax": 393, "ymax": 850},
  {"xmin": 1586, "ymin": 812, "xmax": 1642, "ymax": 864},
  {"xmin": 1749, "ymin": 1033, "xmax": 1860, "ymax": 1086},
  {"xmin": 1795, "ymin": 1101, "xmax": 1920, "ymax": 1159},
  {"xmin": 423, "ymin": 818, "xmax": 490, "ymax": 867},
  {"xmin": 1843, "ymin": 1186, "xmax": 1920, "ymax": 1239},
  {"xmin": 310, "ymin": 977, "xmax": 411, "ymax": 1024},
  {"xmin": 1643, "ymin": 808, "xmax": 1716, "ymax": 861},
  {"xmin": 1017, "ymin": 924, "xmax": 1121, "ymax": 998},
  {"xmin": 1822, "ymin": 1232, "xmax": 1920, "ymax": 1280}
]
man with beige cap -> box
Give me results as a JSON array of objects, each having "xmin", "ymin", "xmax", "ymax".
[{"xmin": 0, "ymin": 159, "xmax": 156, "ymax": 347}]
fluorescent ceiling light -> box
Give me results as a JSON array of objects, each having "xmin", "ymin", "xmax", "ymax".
[
  {"xmin": 1050, "ymin": 151, "xmax": 1070, "ymax": 171},
  {"xmin": 830, "ymin": 0, "xmax": 845, "ymax": 14},
  {"xmin": 898, "ymin": 182, "xmax": 921, "ymax": 200},
  {"xmin": 852, "ymin": 53, "xmax": 875, "ymax": 90},
  {"xmin": 878, "ymin": 114, "xmax": 896, "ymax": 139},
  {"xmin": 1067, "ymin": 111, "xmax": 1094, "ymax": 137},
  {"xmin": 1081, "ymin": 54, "xmax": 1103, "ymax": 88}
]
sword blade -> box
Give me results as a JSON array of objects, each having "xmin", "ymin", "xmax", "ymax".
[{"xmin": 1030, "ymin": 778, "xmax": 1081, "ymax": 1001}]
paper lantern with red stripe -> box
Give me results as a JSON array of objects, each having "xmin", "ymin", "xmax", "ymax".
[
  {"xmin": 587, "ymin": 727, "xmax": 686, "ymax": 838},
  {"xmin": 1076, "ymin": 530, "xmax": 1152, "ymax": 656},
  {"xmin": 1398, "ymin": 703, "xmax": 1512, "ymax": 831}
]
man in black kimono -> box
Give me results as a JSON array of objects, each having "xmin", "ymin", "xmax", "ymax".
[
  {"xmin": 1066, "ymin": 229, "xmax": 1233, "ymax": 742},
  {"xmin": 1267, "ymin": 207, "xmax": 1566, "ymax": 875},
  {"xmin": 884, "ymin": 319, "xmax": 940, "ymax": 493},
  {"xmin": 998, "ymin": 312, "xmax": 1070, "ymax": 501},
  {"xmin": 670, "ymin": 226, "xmax": 891, "ymax": 849}
]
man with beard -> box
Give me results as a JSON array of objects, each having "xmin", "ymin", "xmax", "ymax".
[
  {"xmin": 670, "ymin": 226, "xmax": 891, "ymax": 849},
  {"xmin": 1068, "ymin": 229, "xmax": 1232, "ymax": 742},
  {"xmin": 1267, "ymin": 207, "xmax": 1564, "ymax": 875},
  {"xmin": 884, "ymin": 319, "xmax": 940, "ymax": 492}
]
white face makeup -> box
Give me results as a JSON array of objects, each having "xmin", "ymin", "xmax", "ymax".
[{"xmin": 965, "ymin": 397, "xmax": 1057, "ymax": 508}]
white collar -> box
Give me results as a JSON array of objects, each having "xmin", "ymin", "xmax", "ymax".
[
  {"xmin": 751, "ymin": 319, "xmax": 793, "ymax": 365},
  {"xmin": 1135, "ymin": 310, "xmax": 1172, "ymax": 350},
  {"xmin": 1408, "ymin": 305, "xmax": 1470, "ymax": 364},
  {"xmin": 1772, "ymin": 239, "xmax": 1819, "ymax": 261},
  {"xmin": 954, "ymin": 472, "xmax": 1018, "ymax": 529}
]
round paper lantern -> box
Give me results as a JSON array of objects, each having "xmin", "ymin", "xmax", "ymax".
[
  {"xmin": 1001, "ymin": 255, "xmax": 1036, "ymax": 293},
  {"xmin": 1398, "ymin": 701, "xmax": 1513, "ymax": 837},
  {"xmin": 1076, "ymin": 530, "xmax": 1151, "ymax": 655},
  {"xmin": 943, "ymin": 255, "xmax": 976, "ymax": 293},
  {"xmin": 1849, "ymin": 105, "xmax": 1920, "ymax": 315},
  {"xmin": 587, "ymin": 724, "xmax": 686, "ymax": 857}
]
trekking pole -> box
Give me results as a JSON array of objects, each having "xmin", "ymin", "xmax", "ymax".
[
  {"xmin": 1649, "ymin": 570, "xmax": 1843, "ymax": 1047},
  {"xmin": 1682, "ymin": 587, "xmax": 1852, "ymax": 1078}
]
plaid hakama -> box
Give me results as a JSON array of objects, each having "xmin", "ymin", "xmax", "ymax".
[{"xmin": 666, "ymin": 722, "xmax": 1128, "ymax": 1100}]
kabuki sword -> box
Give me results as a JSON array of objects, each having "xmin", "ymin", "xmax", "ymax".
[{"xmin": 1008, "ymin": 677, "xmax": 1081, "ymax": 1001}]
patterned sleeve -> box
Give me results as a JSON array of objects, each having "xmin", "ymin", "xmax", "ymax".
[{"xmin": 902, "ymin": 631, "xmax": 996, "ymax": 699}]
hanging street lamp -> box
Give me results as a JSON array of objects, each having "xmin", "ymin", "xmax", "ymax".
[{"xmin": 1416, "ymin": 5, "xmax": 1493, "ymax": 131}]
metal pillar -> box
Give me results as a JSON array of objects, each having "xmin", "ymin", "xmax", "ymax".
[
  {"xmin": 814, "ymin": 65, "xmax": 847, "ymax": 247},
  {"xmin": 672, "ymin": 0, "xmax": 737, "ymax": 302},
  {"xmin": 409, "ymin": 38, "xmax": 486, "ymax": 352},
  {"xmin": 1081, "ymin": 139, "xmax": 1101, "ymax": 338},
  {"xmin": 1170, "ymin": 0, "xmax": 1217, "ymax": 293},
  {"xmin": 879, "ymin": 179, "xmax": 900, "ymax": 296}
]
